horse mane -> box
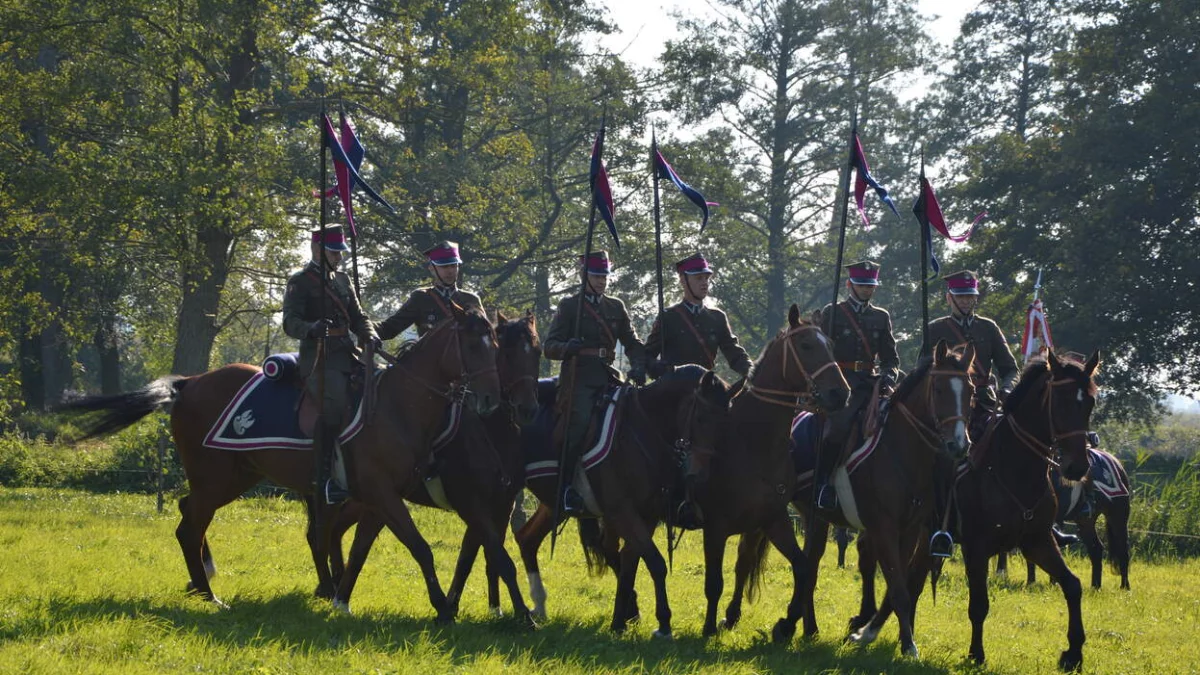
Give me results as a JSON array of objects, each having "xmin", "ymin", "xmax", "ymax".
[
  {"xmin": 1003, "ymin": 359, "xmax": 1050, "ymax": 413},
  {"xmin": 891, "ymin": 356, "xmax": 934, "ymax": 404}
]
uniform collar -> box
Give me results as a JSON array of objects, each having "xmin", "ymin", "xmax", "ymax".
[
  {"xmin": 307, "ymin": 260, "xmax": 334, "ymax": 278},
  {"xmin": 683, "ymin": 300, "xmax": 705, "ymax": 314},
  {"xmin": 846, "ymin": 295, "xmax": 868, "ymax": 313},
  {"xmin": 953, "ymin": 313, "xmax": 974, "ymax": 328},
  {"xmin": 584, "ymin": 292, "xmax": 602, "ymax": 304},
  {"xmin": 434, "ymin": 284, "xmax": 457, "ymax": 299}
]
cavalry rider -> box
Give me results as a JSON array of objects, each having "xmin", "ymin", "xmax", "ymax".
[
  {"xmin": 645, "ymin": 252, "xmax": 751, "ymax": 528},
  {"xmin": 811, "ymin": 261, "xmax": 901, "ymax": 511},
  {"xmin": 922, "ymin": 270, "xmax": 1018, "ymax": 556},
  {"xmin": 543, "ymin": 250, "xmax": 646, "ymax": 516},
  {"xmin": 282, "ymin": 225, "xmax": 380, "ymax": 504},
  {"xmin": 376, "ymin": 240, "xmax": 484, "ymax": 340}
]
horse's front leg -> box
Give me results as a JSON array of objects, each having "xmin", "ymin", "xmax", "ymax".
[
  {"xmin": 701, "ymin": 528, "xmax": 728, "ymax": 637},
  {"xmin": 515, "ymin": 501, "xmax": 555, "ymax": 621},
  {"xmin": 1022, "ymin": 533, "xmax": 1085, "ymax": 671},
  {"xmin": 445, "ymin": 526, "xmax": 483, "ymax": 618},
  {"xmin": 965, "ymin": 546, "xmax": 991, "ymax": 665},
  {"xmin": 848, "ymin": 530, "xmax": 877, "ymax": 633},
  {"xmin": 801, "ymin": 510, "xmax": 830, "ymax": 638},
  {"xmin": 764, "ymin": 513, "xmax": 809, "ymax": 645},
  {"xmin": 331, "ymin": 507, "xmax": 385, "ymax": 613},
  {"xmin": 374, "ymin": 492, "xmax": 451, "ymax": 623}
]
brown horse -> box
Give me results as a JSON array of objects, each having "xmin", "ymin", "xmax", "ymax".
[
  {"xmin": 514, "ymin": 366, "xmax": 734, "ymax": 638},
  {"xmin": 997, "ymin": 444, "xmax": 1132, "ymax": 590},
  {"xmin": 853, "ymin": 350, "xmax": 1100, "ymax": 671},
  {"xmin": 61, "ymin": 305, "xmax": 501, "ymax": 619},
  {"xmin": 326, "ymin": 311, "xmax": 541, "ymax": 624},
  {"xmin": 694, "ymin": 304, "xmax": 850, "ymax": 642},
  {"xmin": 783, "ymin": 341, "xmax": 977, "ymax": 657}
]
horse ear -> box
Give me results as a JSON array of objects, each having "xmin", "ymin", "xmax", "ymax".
[
  {"xmin": 525, "ymin": 308, "xmax": 536, "ymax": 326},
  {"xmin": 934, "ymin": 339, "xmax": 949, "ymax": 363},
  {"xmin": 788, "ymin": 303, "xmax": 800, "ymax": 328},
  {"xmin": 1047, "ymin": 348, "xmax": 1063, "ymax": 373},
  {"xmin": 496, "ymin": 310, "xmax": 508, "ymax": 324},
  {"xmin": 1084, "ymin": 349, "xmax": 1102, "ymax": 378}
]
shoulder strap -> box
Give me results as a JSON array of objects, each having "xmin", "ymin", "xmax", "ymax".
[
  {"xmin": 944, "ymin": 318, "xmax": 969, "ymax": 346},
  {"xmin": 304, "ymin": 269, "xmax": 352, "ymax": 325},
  {"xmin": 581, "ymin": 300, "xmax": 616, "ymax": 347},
  {"xmin": 424, "ymin": 288, "xmax": 454, "ymax": 318},
  {"xmin": 672, "ymin": 305, "xmax": 716, "ymax": 367},
  {"xmin": 837, "ymin": 303, "xmax": 874, "ymax": 359}
]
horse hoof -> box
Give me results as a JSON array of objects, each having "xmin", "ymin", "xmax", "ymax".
[
  {"xmin": 1058, "ymin": 651, "xmax": 1082, "ymax": 672},
  {"xmin": 211, "ymin": 596, "xmax": 229, "ymax": 610},
  {"xmin": 969, "ymin": 650, "xmax": 985, "ymax": 665},
  {"xmin": 519, "ymin": 611, "xmax": 539, "ymax": 630},
  {"xmin": 850, "ymin": 625, "xmax": 879, "ymax": 646},
  {"xmin": 847, "ymin": 614, "xmax": 871, "ymax": 632},
  {"xmin": 702, "ymin": 623, "xmax": 718, "ymax": 638},
  {"xmin": 314, "ymin": 584, "xmax": 335, "ymax": 600},
  {"xmin": 434, "ymin": 613, "xmax": 455, "ymax": 626},
  {"xmin": 332, "ymin": 599, "xmax": 352, "ymax": 615},
  {"xmin": 902, "ymin": 642, "xmax": 920, "ymax": 659},
  {"xmin": 771, "ymin": 619, "xmax": 796, "ymax": 644},
  {"xmin": 652, "ymin": 629, "xmax": 673, "ymax": 640},
  {"xmin": 489, "ymin": 605, "xmax": 503, "ymax": 619},
  {"xmin": 722, "ymin": 615, "xmax": 741, "ymax": 631}
]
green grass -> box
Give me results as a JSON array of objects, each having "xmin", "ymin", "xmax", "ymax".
[{"xmin": 0, "ymin": 488, "xmax": 1197, "ymax": 674}]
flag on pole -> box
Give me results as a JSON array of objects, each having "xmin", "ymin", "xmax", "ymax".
[
  {"xmin": 1021, "ymin": 298, "xmax": 1055, "ymax": 363},
  {"xmin": 851, "ymin": 133, "xmax": 900, "ymax": 228},
  {"xmin": 590, "ymin": 125, "xmax": 619, "ymax": 248},
  {"xmin": 318, "ymin": 114, "xmax": 395, "ymax": 233},
  {"xmin": 653, "ymin": 148, "xmax": 718, "ymax": 231},
  {"xmin": 912, "ymin": 174, "xmax": 987, "ymax": 278}
]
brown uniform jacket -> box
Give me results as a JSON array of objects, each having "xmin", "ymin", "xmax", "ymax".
[
  {"xmin": 645, "ymin": 302, "xmax": 752, "ymax": 377},
  {"xmin": 376, "ymin": 286, "xmax": 483, "ymax": 339},
  {"xmin": 544, "ymin": 293, "xmax": 646, "ymax": 387},
  {"xmin": 815, "ymin": 299, "xmax": 900, "ymax": 386},
  {"xmin": 922, "ymin": 314, "xmax": 1019, "ymax": 394},
  {"xmin": 281, "ymin": 261, "xmax": 375, "ymax": 375}
]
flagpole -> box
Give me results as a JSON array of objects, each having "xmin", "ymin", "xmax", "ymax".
[
  {"xmin": 829, "ymin": 108, "xmax": 858, "ymax": 340},
  {"xmin": 652, "ymin": 127, "xmax": 665, "ymax": 320},
  {"xmin": 315, "ymin": 95, "xmax": 330, "ymax": 527},
  {"xmin": 919, "ymin": 149, "xmax": 930, "ymax": 355},
  {"xmin": 552, "ymin": 112, "xmax": 604, "ymax": 556}
]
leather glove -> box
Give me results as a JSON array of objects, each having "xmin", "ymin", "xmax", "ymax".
[
  {"xmin": 628, "ymin": 366, "xmax": 646, "ymax": 387},
  {"xmin": 307, "ymin": 318, "xmax": 333, "ymax": 338},
  {"xmin": 368, "ymin": 334, "xmax": 383, "ymax": 351},
  {"xmin": 999, "ymin": 387, "xmax": 1013, "ymax": 404},
  {"xmin": 645, "ymin": 359, "xmax": 670, "ymax": 379},
  {"xmin": 564, "ymin": 337, "xmax": 584, "ymax": 357}
]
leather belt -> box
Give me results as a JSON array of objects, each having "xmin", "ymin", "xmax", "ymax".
[
  {"xmin": 578, "ymin": 347, "xmax": 609, "ymax": 358},
  {"xmin": 838, "ymin": 360, "xmax": 873, "ymax": 372},
  {"xmin": 325, "ymin": 328, "xmax": 349, "ymax": 337}
]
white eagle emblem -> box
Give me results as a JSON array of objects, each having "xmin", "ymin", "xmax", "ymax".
[{"xmin": 232, "ymin": 409, "xmax": 256, "ymax": 435}]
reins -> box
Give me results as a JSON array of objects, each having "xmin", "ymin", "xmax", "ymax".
[
  {"xmin": 395, "ymin": 316, "xmax": 497, "ymax": 402},
  {"xmin": 744, "ymin": 324, "xmax": 839, "ymax": 410}
]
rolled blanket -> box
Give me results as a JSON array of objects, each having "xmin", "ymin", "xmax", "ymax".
[{"xmin": 262, "ymin": 352, "xmax": 300, "ymax": 382}]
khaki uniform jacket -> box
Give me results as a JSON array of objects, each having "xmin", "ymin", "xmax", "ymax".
[
  {"xmin": 923, "ymin": 314, "xmax": 1019, "ymax": 403},
  {"xmin": 645, "ymin": 302, "xmax": 752, "ymax": 377},
  {"xmin": 544, "ymin": 293, "xmax": 646, "ymax": 388},
  {"xmin": 376, "ymin": 287, "xmax": 483, "ymax": 339},
  {"xmin": 815, "ymin": 299, "xmax": 900, "ymax": 387},
  {"xmin": 282, "ymin": 262, "xmax": 375, "ymax": 376}
]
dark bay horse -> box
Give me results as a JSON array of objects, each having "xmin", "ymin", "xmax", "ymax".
[
  {"xmin": 997, "ymin": 445, "xmax": 1132, "ymax": 590},
  {"xmin": 62, "ymin": 305, "xmax": 501, "ymax": 618},
  {"xmin": 694, "ymin": 304, "xmax": 850, "ymax": 642},
  {"xmin": 773, "ymin": 341, "xmax": 977, "ymax": 657},
  {"xmin": 855, "ymin": 350, "xmax": 1101, "ymax": 671},
  {"xmin": 514, "ymin": 366, "xmax": 734, "ymax": 638},
  {"xmin": 326, "ymin": 312, "xmax": 541, "ymax": 623}
]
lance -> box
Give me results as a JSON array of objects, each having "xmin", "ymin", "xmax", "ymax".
[
  {"xmin": 1033, "ymin": 268, "xmax": 1043, "ymax": 302},
  {"xmin": 919, "ymin": 149, "xmax": 930, "ymax": 355},
  {"xmin": 315, "ymin": 96, "xmax": 331, "ymax": 531},
  {"xmin": 828, "ymin": 108, "xmax": 859, "ymax": 354},
  {"xmin": 649, "ymin": 125, "xmax": 676, "ymax": 571}
]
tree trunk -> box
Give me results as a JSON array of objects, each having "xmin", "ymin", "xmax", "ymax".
[
  {"xmin": 172, "ymin": 226, "xmax": 232, "ymax": 375},
  {"xmin": 94, "ymin": 316, "xmax": 121, "ymax": 395}
]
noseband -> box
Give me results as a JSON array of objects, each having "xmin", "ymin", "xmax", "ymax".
[
  {"xmin": 745, "ymin": 324, "xmax": 840, "ymax": 409},
  {"xmin": 1006, "ymin": 370, "xmax": 1090, "ymax": 469},
  {"xmin": 893, "ymin": 367, "xmax": 973, "ymax": 453}
]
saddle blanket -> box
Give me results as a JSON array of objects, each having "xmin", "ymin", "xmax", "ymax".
[
  {"xmin": 524, "ymin": 380, "xmax": 624, "ymax": 481},
  {"xmin": 1088, "ymin": 447, "xmax": 1129, "ymax": 499},
  {"xmin": 202, "ymin": 370, "xmax": 372, "ymax": 451},
  {"xmin": 791, "ymin": 410, "xmax": 886, "ymax": 490}
]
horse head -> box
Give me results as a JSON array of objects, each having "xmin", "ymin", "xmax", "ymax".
[
  {"xmin": 445, "ymin": 303, "xmax": 502, "ymax": 416},
  {"xmin": 774, "ymin": 303, "xmax": 850, "ymax": 412},
  {"xmin": 1046, "ymin": 349, "xmax": 1101, "ymax": 481},
  {"xmin": 925, "ymin": 339, "xmax": 977, "ymax": 458},
  {"xmin": 495, "ymin": 309, "xmax": 541, "ymax": 425}
]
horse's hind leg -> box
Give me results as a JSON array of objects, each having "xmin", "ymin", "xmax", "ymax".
[
  {"xmin": 764, "ymin": 513, "xmax": 809, "ymax": 645},
  {"xmin": 722, "ymin": 530, "xmax": 765, "ymax": 632},
  {"xmin": 515, "ymin": 501, "xmax": 555, "ymax": 621},
  {"xmin": 176, "ymin": 470, "xmax": 258, "ymax": 606},
  {"xmin": 852, "ymin": 527, "xmax": 919, "ymax": 658},
  {"xmin": 1022, "ymin": 534, "xmax": 1085, "ymax": 671},
  {"xmin": 378, "ymin": 494, "xmax": 452, "ymax": 622},
  {"xmin": 331, "ymin": 508, "xmax": 385, "ymax": 612},
  {"xmin": 1077, "ymin": 515, "xmax": 1103, "ymax": 589},
  {"xmin": 446, "ymin": 526, "xmax": 482, "ymax": 618},
  {"xmin": 1107, "ymin": 498, "xmax": 1132, "ymax": 590},
  {"xmin": 479, "ymin": 512, "xmax": 536, "ymax": 628},
  {"xmin": 848, "ymin": 531, "xmax": 877, "ymax": 633}
]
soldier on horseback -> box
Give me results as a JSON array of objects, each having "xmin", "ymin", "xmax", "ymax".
[
  {"xmin": 811, "ymin": 261, "xmax": 901, "ymax": 511},
  {"xmin": 543, "ymin": 250, "xmax": 646, "ymax": 516},
  {"xmin": 376, "ymin": 240, "xmax": 484, "ymax": 340},
  {"xmin": 282, "ymin": 225, "xmax": 380, "ymax": 504},
  {"xmin": 645, "ymin": 252, "xmax": 751, "ymax": 528},
  {"xmin": 922, "ymin": 270, "xmax": 1019, "ymax": 556}
]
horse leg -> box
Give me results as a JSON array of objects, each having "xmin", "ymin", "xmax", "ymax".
[
  {"xmin": 479, "ymin": 514, "xmax": 536, "ymax": 628},
  {"xmin": 305, "ymin": 498, "xmax": 343, "ymax": 599},
  {"xmin": 376, "ymin": 494, "xmax": 453, "ymax": 622},
  {"xmin": 801, "ymin": 512, "xmax": 830, "ymax": 638},
  {"xmin": 602, "ymin": 520, "xmax": 640, "ymax": 625},
  {"xmin": 763, "ymin": 514, "xmax": 808, "ymax": 645},
  {"xmin": 722, "ymin": 530, "xmax": 765, "ymax": 631},
  {"xmin": 848, "ymin": 531, "xmax": 877, "ymax": 633},
  {"xmin": 1076, "ymin": 514, "xmax": 1103, "ymax": 589},
  {"xmin": 1027, "ymin": 554, "xmax": 1038, "ymax": 586},
  {"xmin": 445, "ymin": 526, "xmax": 482, "ymax": 618},
  {"xmin": 200, "ymin": 536, "xmax": 216, "ymax": 581},
  {"xmin": 995, "ymin": 550, "xmax": 1008, "ymax": 577},
  {"xmin": 852, "ymin": 526, "xmax": 919, "ymax": 658},
  {"xmin": 701, "ymin": 529, "xmax": 728, "ymax": 637},
  {"xmin": 1022, "ymin": 534, "xmax": 1085, "ymax": 671},
  {"xmin": 965, "ymin": 548, "xmax": 991, "ymax": 665},
  {"xmin": 515, "ymin": 501, "xmax": 555, "ymax": 621},
  {"xmin": 176, "ymin": 470, "xmax": 258, "ymax": 606},
  {"xmin": 322, "ymin": 498, "xmax": 359, "ymax": 588},
  {"xmin": 331, "ymin": 508, "xmax": 385, "ymax": 612},
  {"xmin": 610, "ymin": 541, "xmax": 640, "ymax": 635},
  {"xmin": 1108, "ymin": 498, "xmax": 1132, "ymax": 590},
  {"xmin": 614, "ymin": 514, "xmax": 671, "ymax": 638},
  {"xmin": 835, "ymin": 527, "xmax": 851, "ymax": 568}
]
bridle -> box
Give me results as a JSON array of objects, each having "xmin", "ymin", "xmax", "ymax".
[
  {"xmin": 673, "ymin": 383, "xmax": 725, "ymax": 465},
  {"xmin": 398, "ymin": 315, "xmax": 498, "ymax": 402},
  {"xmin": 744, "ymin": 324, "xmax": 841, "ymax": 409},
  {"xmin": 892, "ymin": 365, "xmax": 974, "ymax": 455},
  {"xmin": 1005, "ymin": 368, "xmax": 1091, "ymax": 471}
]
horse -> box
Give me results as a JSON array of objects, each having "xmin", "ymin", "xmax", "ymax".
[
  {"xmin": 325, "ymin": 311, "xmax": 542, "ymax": 623},
  {"xmin": 513, "ymin": 365, "xmax": 735, "ymax": 638},
  {"xmin": 996, "ymin": 445, "xmax": 1132, "ymax": 590},
  {"xmin": 683, "ymin": 304, "xmax": 851, "ymax": 642},
  {"xmin": 849, "ymin": 350, "xmax": 1100, "ymax": 671},
  {"xmin": 60, "ymin": 304, "xmax": 501, "ymax": 619}
]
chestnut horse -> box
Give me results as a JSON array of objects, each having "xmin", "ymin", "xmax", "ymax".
[
  {"xmin": 62, "ymin": 305, "xmax": 501, "ymax": 619},
  {"xmin": 326, "ymin": 311, "xmax": 541, "ymax": 623}
]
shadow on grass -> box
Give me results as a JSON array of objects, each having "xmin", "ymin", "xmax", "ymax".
[{"xmin": 9, "ymin": 590, "xmax": 1007, "ymax": 674}]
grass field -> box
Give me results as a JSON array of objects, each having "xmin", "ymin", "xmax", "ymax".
[{"xmin": 0, "ymin": 488, "xmax": 1197, "ymax": 674}]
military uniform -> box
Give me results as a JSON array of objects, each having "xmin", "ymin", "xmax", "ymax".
[
  {"xmin": 813, "ymin": 261, "xmax": 901, "ymax": 510},
  {"xmin": 281, "ymin": 227, "xmax": 376, "ymax": 426},
  {"xmin": 376, "ymin": 241, "xmax": 484, "ymax": 339},
  {"xmin": 543, "ymin": 251, "xmax": 645, "ymax": 513},
  {"xmin": 645, "ymin": 254, "xmax": 752, "ymax": 378}
]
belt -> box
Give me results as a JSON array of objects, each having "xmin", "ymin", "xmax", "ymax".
[
  {"xmin": 325, "ymin": 328, "xmax": 349, "ymax": 337},
  {"xmin": 837, "ymin": 361, "xmax": 873, "ymax": 372},
  {"xmin": 578, "ymin": 347, "xmax": 609, "ymax": 358}
]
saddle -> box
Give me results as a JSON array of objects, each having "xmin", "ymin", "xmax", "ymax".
[
  {"xmin": 552, "ymin": 383, "xmax": 629, "ymax": 460},
  {"xmin": 296, "ymin": 361, "xmax": 371, "ymax": 439}
]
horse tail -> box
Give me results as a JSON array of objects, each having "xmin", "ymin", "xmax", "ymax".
[
  {"xmin": 59, "ymin": 376, "xmax": 188, "ymax": 439},
  {"xmin": 929, "ymin": 555, "xmax": 945, "ymax": 605},
  {"xmin": 577, "ymin": 518, "xmax": 608, "ymax": 577},
  {"xmin": 743, "ymin": 531, "xmax": 771, "ymax": 604},
  {"xmin": 1107, "ymin": 495, "xmax": 1132, "ymax": 577}
]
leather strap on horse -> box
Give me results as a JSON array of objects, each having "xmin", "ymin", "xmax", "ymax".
[
  {"xmin": 582, "ymin": 300, "xmax": 616, "ymax": 351},
  {"xmin": 673, "ymin": 305, "xmax": 715, "ymax": 367},
  {"xmin": 837, "ymin": 303, "xmax": 874, "ymax": 362}
]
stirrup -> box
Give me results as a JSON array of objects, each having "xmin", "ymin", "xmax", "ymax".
[
  {"xmin": 561, "ymin": 487, "xmax": 586, "ymax": 517},
  {"xmin": 676, "ymin": 501, "xmax": 703, "ymax": 530},
  {"xmin": 1052, "ymin": 527, "xmax": 1079, "ymax": 548},
  {"xmin": 815, "ymin": 484, "xmax": 839, "ymax": 511},
  {"xmin": 930, "ymin": 530, "xmax": 954, "ymax": 558},
  {"xmin": 324, "ymin": 478, "xmax": 349, "ymax": 506}
]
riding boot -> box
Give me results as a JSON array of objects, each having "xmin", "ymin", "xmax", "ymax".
[
  {"xmin": 322, "ymin": 423, "xmax": 350, "ymax": 505},
  {"xmin": 929, "ymin": 455, "xmax": 955, "ymax": 558},
  {"xmin": 560, "ymin": 450, "xmax": 586, "ymax": 517}
]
